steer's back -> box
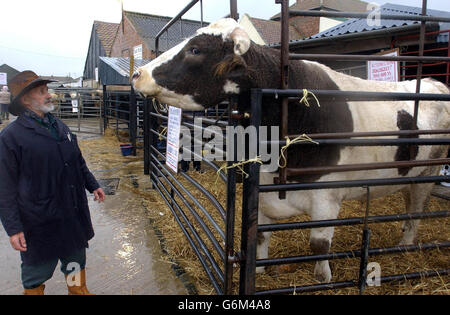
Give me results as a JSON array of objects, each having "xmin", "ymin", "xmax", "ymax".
[{"xmin": 303, "ymin": 61, "xmax": 450, "ymax": 200}]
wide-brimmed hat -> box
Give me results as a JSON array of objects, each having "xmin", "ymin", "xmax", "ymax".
[{"xmin": 8, "ymin": 71, "xmax": 56, "ymax": 116}]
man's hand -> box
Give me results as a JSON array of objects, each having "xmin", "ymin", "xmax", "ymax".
[
  {"xmin": 93, "ymin": 188, "xmax": 106, "ymax": 203},
  {"xmin": 10, "ymin": 232, "xmax": 27, "ymax": 252}
]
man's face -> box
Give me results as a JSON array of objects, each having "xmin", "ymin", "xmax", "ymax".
[{"xmin": 22, "ymin": 84, "xmax": 53, "ymax": 114}]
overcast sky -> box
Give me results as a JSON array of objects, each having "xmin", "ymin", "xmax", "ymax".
[{"xmin": 1, "ymin": 0, "xmax": 449, "ymax": 78}]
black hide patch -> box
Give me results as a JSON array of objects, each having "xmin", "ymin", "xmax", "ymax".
[
  {"xmin": 395, "ymin": 110, "xmax": 419, "ymax": 176},
  {"xmin": 152, "ymin": 35, "xmax": 238, "ymax": 108}
]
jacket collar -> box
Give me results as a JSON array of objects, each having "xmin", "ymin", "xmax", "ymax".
[{"xmin": 17, "ymin": 113, "xmax": 67, "ymax": 141}]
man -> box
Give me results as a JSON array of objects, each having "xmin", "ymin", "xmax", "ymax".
[
  {"xmin": 0, "ymin": 71, "xmax": 106, "ymax": 295},
  {"xmin": 0, "ymin": 86, "xmax": 10, "ymax": 123}
]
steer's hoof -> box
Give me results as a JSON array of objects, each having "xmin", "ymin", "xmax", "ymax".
[{"xmin": 314, "ymin": 263, "xmax": 332, "ymax": 283}]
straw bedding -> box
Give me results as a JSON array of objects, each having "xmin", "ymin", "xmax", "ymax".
[{"xmin": 79, "ymin": 129, "xmax": 449, "ymax": 295}]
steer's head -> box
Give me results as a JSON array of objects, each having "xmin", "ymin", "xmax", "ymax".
[{"xmin": 132, "ymin": 18, "xmax": 251, "ymax": 110}]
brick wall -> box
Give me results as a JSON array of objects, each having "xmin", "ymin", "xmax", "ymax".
[
  {"xmin": 290, "ymin": 16, "xmax": 320, "ymax": 38},
  {"xmin": 110, "ymin": 17, "xmax": 155, "ymax": 60}
]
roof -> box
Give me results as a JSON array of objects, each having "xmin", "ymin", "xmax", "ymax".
[
  {"xmin": 99, "ymin": 57, "xmax": 151, "ymax": 85},
  {"xmin": 307, "ymin": 3, "xmax": 450, "ymax": 43},
  {"xmin": 124, "ymin": 11, "xmax": 207, "ymax": 52},
  {"xmin": 94, "ymin": 21, "xmax": 120, "ymax": 56},
  {"xmin": 40, "ymin": 75, "xmax": 75, "ymax": 83},
  {"xmin": 272, "ymin": 0, "xmax": 369, "ymax": 20},
  {"xmin": 247, "ymin": 15, "xmax": 303, "ymax": 44},
  {"xmin": 0, "ymin": 64, "xmax": 20, "ymax": 84}
]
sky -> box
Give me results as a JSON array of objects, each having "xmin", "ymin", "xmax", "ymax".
[{"xmin": 0, "ymin": 0, "xmax": 449, "ymax": 78}]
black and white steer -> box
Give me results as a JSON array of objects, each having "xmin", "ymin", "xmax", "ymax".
[{"xmin": 133, "ymin": 19, "xmax": 450, "ymax": 282}]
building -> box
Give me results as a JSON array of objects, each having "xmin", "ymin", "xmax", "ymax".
[
  {"xmin": 110, "ymin": 10, "xmax": 206, "ymax": 60},
  {"xmin": 83, "ymin": 21, "xmax": 120, "ymax": 88},
  {"xmin": 0, "ymin": 64, "xmax": 20, "ymax": 89},
  {"xmin": 240, "ymin": 14, "xmax": 302, "ymax": 45},
  {"xmin": 271, "ymin": 0, "xmax": 369, "ymax": 38},
  {"xmin": 282, "ymin": 3, "xmax": 450, "ymax": 85}
]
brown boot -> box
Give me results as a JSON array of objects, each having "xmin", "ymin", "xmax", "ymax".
[
  {"xmin": 65, "ymin": 269, "xmax": 95, "ymax": 295},
  {"xmin": 23, "ymin": 284, "xmax": 45, "ymax": 295}
]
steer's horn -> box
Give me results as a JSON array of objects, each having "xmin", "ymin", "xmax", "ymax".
[{"xmin": 230, "ymin": 27, "xmax": 251, "ymax": 56}]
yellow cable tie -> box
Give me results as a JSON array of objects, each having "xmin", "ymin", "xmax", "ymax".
[
  {"xmin": 278, "ymin": 134, "xmax": 319, "ymax": 169},
  {"xmin": 299, "ymin": 89, "xmax": 321, "ymax": 108},
  {"xmin": 215, "ymin": 156, "xmax": 263, "ymax": 188},
  {"xmin": 158, "ymin": 127, "xmax": 167, "ymax": 141}
]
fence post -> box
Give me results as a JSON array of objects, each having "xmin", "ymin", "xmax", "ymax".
[
  {"xmin": 239, "ymin": 89, "xmax": 262, "ymax": 295},
  {"xmin": 130, "ymin": 86, "xmax": 137, "ymax": 156},
  {"xmin": 148, "ymin": 99, "xmax": 158, "ymax": 186},
  {"xmin": 103, "ymin": 85, "xmax": 107, "ymax": 134},
  {"xmin": 225, "ymin": 96, "xmax": 238, "ymax": 295},
  {"xmin": 144, "ymin": 97, "xmax": 150, "ymax": 175}
]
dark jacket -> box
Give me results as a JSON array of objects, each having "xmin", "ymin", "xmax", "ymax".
[{"xmin": 0, "ymin": 114, "xmax": 99, "ymax": 265}]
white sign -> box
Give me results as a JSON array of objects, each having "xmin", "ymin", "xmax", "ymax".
[
  {"xmin": 71, "ymin": 99, "xmax": 79, "ymax": 113},
  {"xmin": 95, "ymin": 67, "xmax": 99, "ymax": 82},
  {"xmin": 133, "ymin": 44, "xmax": 143, "ymax": 60},
  {"xmin": 367, "ymin": 49, "xmax": 400, "ymax": 82},
  {"xmin": 166, "ymin": 106, "xmax": 182, "ymax": 174},
  {"xmin": 0, "ymin": 73, "xmax": 7, "ymax": 85}
]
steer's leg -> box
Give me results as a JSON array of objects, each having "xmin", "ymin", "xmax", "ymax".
[
  {"xmin": 399, "ymin": 182, "xmax": 433, "ymax": 245},
  {"xmin": 256, "ymin": 210, "xmax": 273, "ymax": 274},
  {"xmin": 309, "ymin": 197, "xmax": 341, "ymax": 283}
]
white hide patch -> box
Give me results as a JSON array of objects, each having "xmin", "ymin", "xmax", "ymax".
[
  {"xmin": 223, "ymin": 80, "xmax": 240, "ymax": 94},
  {"xmin": 197, "ymin": 18, "xmax": 243, "ymax": 41},
  {"xmin": 197, "ymin": 18, "xmax": 251, "ymax": 56}
]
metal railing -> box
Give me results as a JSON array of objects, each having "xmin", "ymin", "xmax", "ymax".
[
  {"xmin": 145, "ymin": 0, "xmax": 449, "ymax": 295},
  {"xmin": 51, "ymin": 87, "xmax": 103, "ymax": 135},
  {"xmin": 238, "ymin": 0, "xmax": 450, "ymax": 295}
]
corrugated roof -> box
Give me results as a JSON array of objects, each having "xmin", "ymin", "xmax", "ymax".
[
  {"xmin": 307, "ymin": 3, "xmax": 450, "ymax": 42},
  {"xmin": 124, "ymin": 11, "xmax": 207, "ymax": 52},
  {"xmin": 94, "ymin": 21, "xmax": 120, "ymax": 56},
  {"xmin": 248, "ymin": 15, "xmax": 302, "ymax": 44},
  {"xmin": 100, "ymin": 57, "xmax": 151, "ymax": 77},
  {"xmin": 272, "ymin": 0, "xmax": 369, "ymax": 20}
]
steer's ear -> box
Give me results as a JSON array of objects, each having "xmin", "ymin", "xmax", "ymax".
[{"xmin": 230, "ymin": 27, "xmax": 251, "ymax": 56}]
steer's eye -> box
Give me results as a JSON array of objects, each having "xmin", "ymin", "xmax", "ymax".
[{"xmin": 191, "ymin": 47, "xmax": 200, "ymax": 55}]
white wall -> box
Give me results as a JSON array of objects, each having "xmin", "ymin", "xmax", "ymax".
[{"xmin": 319, "ymin": 17, "xmax": 344, "ymax": 33}]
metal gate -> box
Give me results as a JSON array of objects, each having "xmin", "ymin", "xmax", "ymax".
[
  {"xmin": 144, "ymin": 0, "xmax": 450, "ymax": 295},
  {"xmin": 51, "ymin": 88, "xmax": 103, "ymax": 136},
  {"xmin": 238, "ymin": 0, "xmax": 450, "ymax": 294}
]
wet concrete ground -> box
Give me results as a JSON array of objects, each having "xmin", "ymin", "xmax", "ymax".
[{"xmin": 0, "ymin": 119, "xmax": 187, "ymax": 295}]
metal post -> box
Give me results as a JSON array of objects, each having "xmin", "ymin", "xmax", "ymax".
[
  {"xmin": 225, "ymin": 96, "xmax": 238, "ymax": 295},
  {"xmin": 276, "ymin": 0, "xmax": 290, "ymax": 200},
  {"xmin": 200, "ymin": 0, "xmax": 204, "ymax": 27},
  {"xmin": 447, "ymin": 31, "xmax": 450, "ymax": 86},
  {"xmin": 358, "ymin": 187, "xmax": 372, "ymax": 294},
  {"xmin": 144, "ymin": 97, "xmax": 150, "ymax": 175},
  {"xmin": 77, "ymin": 94, "xmax": 81, "ymax": 132},
  {"xmin": 413, "ymin": 0, "xmax": 428, "ymax": 124},
  {"xmin": 239, "ymin": 89, "xmax": 262, "ymax": 295},
  {"xmin": 130, "ymin": 86, "xmax": 137, "ymax": 156},
  {"xmin": 115, "ymin": 93, "xmax": 119, "ymax": 136},
  {"xmin": 148, "ymin": 99, "xmax": 158, "ymax": 185},
  {"xmin": 230, "ymin": 0, "xmax": 238, "ymax": 21},
  {"xmin": 103, "ymin": 85, "xmax": 107, "ymax": 133}
]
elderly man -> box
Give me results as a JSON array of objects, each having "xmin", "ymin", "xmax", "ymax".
[{"xmin": 0, "ymin": 71, "xmax": 105, "ymax": 295}]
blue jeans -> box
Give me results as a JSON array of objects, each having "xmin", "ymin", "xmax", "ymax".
[{"xmin": 21, "ymin": 248, "xmax": 86, "ymax": 289}]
